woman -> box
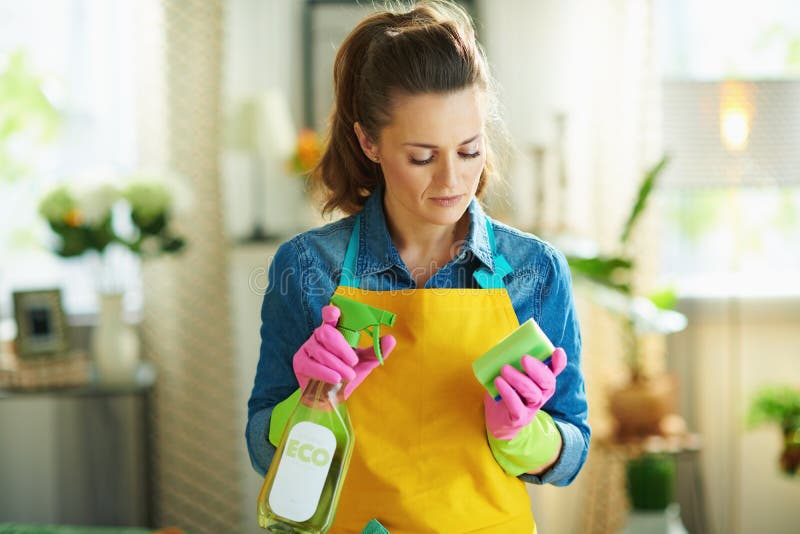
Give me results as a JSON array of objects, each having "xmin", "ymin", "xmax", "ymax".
[{"xmin": 247, "ymin": 2, "xmax": 590, "ymax": 532}]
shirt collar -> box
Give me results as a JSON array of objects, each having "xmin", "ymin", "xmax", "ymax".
[
  {"xmin": 356, "ymin": 185, "xmax": 496, "ymax": 277},
  {"xmin": 463, "ymin": 198, "xmax": 495, "ymax": 271},
  {"xmin": 359, "ymin": 185, "xmax": 399, "ymax": 276}
]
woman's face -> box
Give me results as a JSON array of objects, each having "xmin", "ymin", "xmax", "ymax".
[{"xmin": 357, "ymin": 87, "xmax": 487, "ymax": 229}]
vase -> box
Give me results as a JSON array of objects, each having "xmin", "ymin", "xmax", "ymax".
[
  {"xmin": 608, "ymin": 374, "xmax": 678, "ymax": 439},
  {"xmin": 91, "ymin": 292, "xmax": 140, "ymax": 384}
]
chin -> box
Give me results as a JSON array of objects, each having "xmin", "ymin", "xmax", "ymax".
[{"xmin": 421, "ymin": 200, "xmax": 470, "ymax": 226}]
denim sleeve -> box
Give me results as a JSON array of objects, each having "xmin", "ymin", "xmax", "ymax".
[
  {"xmin": 519, "ymin": 248, "xmax": 591, "ymax": 486},
  {"xmin": 246, "ymin": 239, "xmax": 313, "ymax": 476}
]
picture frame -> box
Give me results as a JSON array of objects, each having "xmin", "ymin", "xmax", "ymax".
[{"xmin": 12, "ymin": 289, "xmax": 69, "ymax": 359}]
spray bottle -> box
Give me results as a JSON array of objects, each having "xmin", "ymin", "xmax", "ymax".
[
  {"xmin": 257, "ymin": 295, "xmax": 396, "ymax": 533},
  {"xmin": 472, "ymin": 318, "xmax": 555, "ymax": 400}
]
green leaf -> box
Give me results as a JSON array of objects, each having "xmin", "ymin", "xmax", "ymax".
[
  {"xmin": 620, "ymin": 155, "xmax": 669, "ymax": 245},
  {"xmin": 0, "ymin": 49, "xmax": 61, "ymax": 183},
  {"xmin": 162, "ymin": 235, "xmax": 186, "ymax": 254},
  {"xmin": 567, "ymin": 254, "xmax": 634, "ymax": 294},
  {"xmin": 747, "ymin": 386, "xmax": 800, "ymax": 431},
  {"xmin": 788, "ymin": 38, "xmax": 800, "ymax": 68}
]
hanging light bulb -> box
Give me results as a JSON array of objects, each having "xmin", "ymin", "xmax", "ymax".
[{"xmin": 719, "ymin": 81, "xmax": 753, "ymax": 152}]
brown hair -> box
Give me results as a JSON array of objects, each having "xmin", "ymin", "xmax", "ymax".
[{"xmin": 311, "ymin": 1, "xmax": 500, "ymax": 216}]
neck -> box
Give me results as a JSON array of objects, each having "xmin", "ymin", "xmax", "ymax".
[{"xmin": 383, "ymin": 196, "xmax": 470, "ymax": 268}]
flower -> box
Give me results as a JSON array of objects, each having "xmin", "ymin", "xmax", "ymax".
[
  {"xmin": 123, "ymin": 181, "xmax": 172, "ymax": 227},
  {"xmin": 38, "ymin": 184, "xmax": 117, "ymax": 257},
  {"xmin": 38, "ymin": 170, "xmax": 187, "ymax": 259},
  {"xmin": 288, "ymin": 128, "xmax": 322, "ymax": 176},
  {"xmin": 38, "ymin": 185, "xmax": 75, "ymax": 222},
  {"xmin": 121, "ymin": 173, "xmax": 187, "ymax": 257},
  {"xmin": 75, "ymin": 183, "xmax": 118, "ymax": 226}
]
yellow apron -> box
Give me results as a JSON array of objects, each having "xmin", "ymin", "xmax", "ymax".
[{"xmin": 330, "ymin": 213, "xmax": 535, "ymax": 534}]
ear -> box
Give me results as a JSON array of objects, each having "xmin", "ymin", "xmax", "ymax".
[{"xmin": 354, "ymin": 122, "xmax": 380, "ymax": 163}]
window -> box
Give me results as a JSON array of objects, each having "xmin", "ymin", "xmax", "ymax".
[
  {"xmin": 655, "ymin": 0, "xmax": 800, "ymax": 296},
  {"xmin": 0, "ymin": 0, "xmax": 141, "ymax": 319}
]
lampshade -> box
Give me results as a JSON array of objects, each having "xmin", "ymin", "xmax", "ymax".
[
  {"xmin": 224, "ymin": 90, "xmax": 296, "ymax": 160},
  {"xmin": 254, "ymin": 90, "xmax": 296, "ymax": 161},
  {"xmin": 661, "ymin": 80, "xmax": 800, "ymax": 187},
  {"xmin": 224, "ymin": 98, "xmax": 258, "ymax": 152}
]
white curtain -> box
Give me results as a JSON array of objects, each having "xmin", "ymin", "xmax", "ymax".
[{"xmin": 137, "ymin": 1, "xmax": 243, "ymax": 532}]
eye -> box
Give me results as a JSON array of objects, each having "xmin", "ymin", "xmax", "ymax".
[
  {"xmin": 410, "ymin": 150, "xmax": 481, "ymax": 165},
  {"xmin": 410, "ymin": 155, "xmax": 435, "ymax": 165}
]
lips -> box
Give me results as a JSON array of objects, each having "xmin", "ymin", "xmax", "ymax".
[{"xmin": 429, "ymin": 194, "xmax": 464, "ymax": 207}]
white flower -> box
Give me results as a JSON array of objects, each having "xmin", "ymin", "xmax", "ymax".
[
  {"xmin": 38, "ymin": 185, "xmax": 75, "ymax": 222},
  {"xmin": 75, "ymin": 183, "xmax": 119, "ymax": 225},
  {"xmin": 123, "ymin": 181, "xmax": 171, "ymax": 224},
  {"xmin": 123, "ymin": 169, "xmax": 193, "ymax": 220}
]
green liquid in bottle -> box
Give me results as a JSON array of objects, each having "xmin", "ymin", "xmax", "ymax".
[{"xmin": 257, "ymin": 380, "xmax": 354, "ymax": 533}]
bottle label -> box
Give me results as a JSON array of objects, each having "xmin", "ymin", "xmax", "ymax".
[{"xmin": 269, "ymin": 421, "xmax": 336, "ymax": 522}]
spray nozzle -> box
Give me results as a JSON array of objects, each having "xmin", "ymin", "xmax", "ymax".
[
  {"xmin": 330, "ymin": 294, "xmax": 396, "ymax": 365},
  {"xmin": 472, "ymin": 318, "xmax": 555, "ymax": 400}
]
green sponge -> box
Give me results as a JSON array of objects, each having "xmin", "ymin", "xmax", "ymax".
[{"xmin": 472, "ymin": 318, "xmax": 555, "ymax": 399}]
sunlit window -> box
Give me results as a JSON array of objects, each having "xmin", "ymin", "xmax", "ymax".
[
  {"xmin": 656, "ymin": 0, "xmax": 800, "ymax": 296},
  {"xmin": 0, "ymin": 0, "xmax": 141, "ymax": 318}
]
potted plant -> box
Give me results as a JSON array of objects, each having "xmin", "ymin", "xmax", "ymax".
[
  {"xmin": 38, "ymin": 173, "xmax": 187, "ymax": 383},
  {"xmin": 747, "ymin": 385, "xmax": 800, "ymax": 476},
  {"xmin": 566, "ymin": 155, "xmax": 688, "ymax": 439},
  {"xmin": 567, "ymin": 156, "xmax": 693, "ymax": 530}
]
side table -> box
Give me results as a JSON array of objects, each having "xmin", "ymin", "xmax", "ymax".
[
  {"xmin": 0, "ymin": 362, "xmax": 157, "ymax": 528},
  {"xmin": 583, "ymin": 433, "xmax": 710, "ymax": 534}
]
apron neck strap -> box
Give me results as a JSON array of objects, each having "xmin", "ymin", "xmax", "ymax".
[
  {"xmin": 473, "ymin": 219, "xmax": 512, "ymax": 289},
  {"xmin": 339, "ymin": 212, "xmax": 513, "ymax": 289},
  {"xmin": 340, "ymin": 213, "xmax": 362, "ymax": 288}
]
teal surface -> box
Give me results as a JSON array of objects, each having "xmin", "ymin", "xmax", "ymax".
[{"xmin": 361, "ymin": 519, "xmax": 389, "ymax": 533}]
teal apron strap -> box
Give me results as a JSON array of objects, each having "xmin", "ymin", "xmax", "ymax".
[
  {"xmin": 473, "ymin": 218, "xmax": 513, "ymax": 289},
  {"xmin": 339, "ymin": 212, "xmax": 362, "ymax": 288}
]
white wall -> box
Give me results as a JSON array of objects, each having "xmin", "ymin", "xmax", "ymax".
[
  {"xmin": 669, "ymin": 297, "xmax": 800, "ymax": 534},
  {"xmin": 221, "ymin": 0, "xmax": 305, "ymax": 241},
  {"xmin": 229, "ymin": 243, "xmax": 279, "ymax": 534}
]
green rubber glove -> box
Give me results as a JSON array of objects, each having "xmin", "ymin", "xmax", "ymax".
[
  {"xmin": 268, "ymin": 389, "xmax": 301, "ymax": 446},
  {"xmin": 487, "ymin": 410, "xmax": 562, "ymax": 476}
]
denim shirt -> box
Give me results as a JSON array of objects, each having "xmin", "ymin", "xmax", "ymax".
[{"xmin": 246, "ymin": 186, "xmax": 590, "ymax": 487}]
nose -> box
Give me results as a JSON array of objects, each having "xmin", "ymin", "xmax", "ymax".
[{"xmin": 435, "ymin": 152, "xmax": 459, "ymax": 188}]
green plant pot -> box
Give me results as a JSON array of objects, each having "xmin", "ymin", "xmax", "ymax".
[
  {"xmin": 625, "ymin": 453, "xmax": 676, "ymax": 511},
  {"xmin": 780, "ymin": 425, "xmax": 800, "ymax": 476}
]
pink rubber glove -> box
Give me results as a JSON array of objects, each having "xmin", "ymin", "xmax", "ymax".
[
  {"xmin": 483, "ymin": 348, "xmax": 567, "ymax": 440},
  {"xmin": 293, "ymin": 304, "xmax": 397, "ymax": 399}
]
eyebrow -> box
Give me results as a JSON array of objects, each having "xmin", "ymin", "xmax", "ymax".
[{"xmin": 402, "ymin": 133, "xmax": 481, "ymax": 149}]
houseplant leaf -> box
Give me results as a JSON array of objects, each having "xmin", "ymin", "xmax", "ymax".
[{"xmin": 620, "ymin": 155, "xmax": 669, "ymax": 245}]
